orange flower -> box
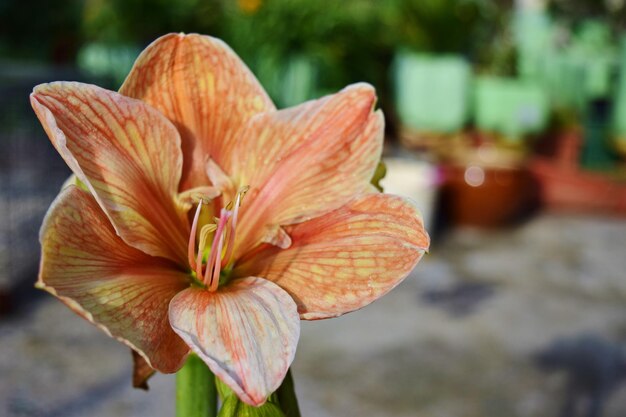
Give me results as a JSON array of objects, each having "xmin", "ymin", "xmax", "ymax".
[{"xmin": 31, "ymin": 33, "xmax": 429, "ymax": 406}]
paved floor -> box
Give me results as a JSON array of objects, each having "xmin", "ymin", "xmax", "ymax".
[{"xmin": 1, "ymin": 213, "xmax": 626, "ymax": 417}]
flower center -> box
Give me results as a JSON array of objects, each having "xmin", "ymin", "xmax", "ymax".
[{"xmin": 187, "ymin": 186, "xmax": 249, "ymax": 291}]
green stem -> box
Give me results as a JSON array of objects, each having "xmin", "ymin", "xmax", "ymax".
[{"xmin": 176, "ymin": 354, "xmax": 217, "ymax": 417}]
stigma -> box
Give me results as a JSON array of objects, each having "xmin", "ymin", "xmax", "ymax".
[{"xmin": 186, "ymin": 187, "xmax": 249, "ymax": 291}]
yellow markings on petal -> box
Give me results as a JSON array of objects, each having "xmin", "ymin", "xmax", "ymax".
[
  {"xmin": 310, "ymin": 265, "xmax": 325, "ymax": 276},
  {"xmin": 231, "ymin": 85, "xmax": 384, "ymax": 257},
  {"xmin": 236, "ymin": 193, "xmax": 429, "ymax": 320},
  {"xmin": 31, "ymin": 81, "xmax": 188, "ymax": 264},
  {"xmin": 38, "ymin": 186, "xmax": 190, "ymax": 373},
  {"xmin": 354, "ymin": 258, "xmax": 376, "ymax": 268},
  {"xmin": 323, "ymin": 294, "xmax": 337, "ymax": 304},
  {"xmin": 120, "ymin": 33, "xmax": 275, "ymax": 190},
  {"xmin": 355, "ymin": 268, "xmax": 373, "ymax": 278},
  {"xmin": 252, "ymin": 96, "xmax": 266, "ymax": 112}
]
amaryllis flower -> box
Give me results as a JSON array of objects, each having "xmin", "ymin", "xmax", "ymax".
[{"xmin": 31, "ymin": 33, "xmax": 429, "ymax": 406}]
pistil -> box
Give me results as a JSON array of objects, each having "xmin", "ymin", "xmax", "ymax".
[
  {"xmin": 187, "ymin": 201, "xmax": 204, "ymax": 272},
  {"xmin": 223, "ymin": 186, "xmax": 248, "ymax": 267},
  {"xmin": 204, "ymin": 209, "xmax": 230, "ymax": 289}
]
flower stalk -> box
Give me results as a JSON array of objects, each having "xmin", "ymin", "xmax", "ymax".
[{"xmin": 176, "ymin": 354, "xmax": 217, "ymax": 417}]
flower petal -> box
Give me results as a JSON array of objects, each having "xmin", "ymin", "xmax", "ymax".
[
  {"xmin": 120, "ymin": 33, "xmax": 275, "ymax": 190},
  {"xmin": 132, "ymin": 350, "xmax": 155, "ymax": 390},
  {"xmin": 233, "ymin": 84, "xmax": 383, "ymax": 255},
  {"xmin": 169, "ymin": 278, "xmax": 300, "ymax": 406},
  {"xmin": 31, "ymin": 82, "xmax": 188, "ymax": 263},
  {"xmin": 38, "ymin": 186, "xmax": 190, "ymax": 373},
  {"xmin": 236, "ymin": 193, "xmax": 430, "ymax": 320}
]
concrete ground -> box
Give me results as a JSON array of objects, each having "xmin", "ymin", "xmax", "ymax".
[{"xmin": 1, "ymin": 213, "xmax": 625, "ymax": 417}]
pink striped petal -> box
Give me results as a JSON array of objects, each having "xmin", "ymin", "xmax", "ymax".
[
  {"xmin": 169, "ymin": 278, "xmax": 300, "ymax": 406},
  {"xmin": 120, "ymin": 33, "xmax": 275, "ymax": 190},
  {"xmin": 236, "ymin": 193, "xmax": 430, "ymax": 320},
  {"xmin": 232, "ymin": 84, "xmax": 383, "ymax": 256},
  {"xmin": 38, "ymin": 186, "xmax": 190, "ymax": 373},
  {"xmin": 31, "ymin": 82, "xmax": 189, "ymax": 263}
]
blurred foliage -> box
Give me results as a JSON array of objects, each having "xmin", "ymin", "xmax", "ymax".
[
  {"xmin": 219, "ymin": 0, "xmax": 510, "ymax": 104},
  {"xmin": 550, "ymin": 0, "xmax": 626, "ymax": 29},
  {"xmin": 2, "ymin": 0, "xmax": 626, "ymax": 77},
  {"xmin": 81, "ymin": 0, "xmax": 225, "ymax": 44},
  {"xmin": 220, "ymin": 0, "xmax": 397, "ymax": 104},
  {"xmin": 4, "ymin": 0, "xmax": 624, "ymax": 122},
  {"xmin": 3, "ymin": 0, "xmax": 626, "ymax": 149},
  {"xmin": 0, "ymin": 0, "xmax": 83, "ymax": 62},
  {"xmin": 0, "ymin": 0, "xmax": 509, "ymax": 109}
]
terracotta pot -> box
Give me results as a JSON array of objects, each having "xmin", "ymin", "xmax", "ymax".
[
  {"xmin": 531, "ymin": 128, "xmax": 626, "ymax": 216},
  {"xmin": 530, "ymin": 158, "xmax": 626, "ymax": 215},
  {"xmin": 440, "ymin": 164, "xmax": 536, "ymax": 228}
]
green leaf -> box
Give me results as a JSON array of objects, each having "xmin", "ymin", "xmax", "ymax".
[
  {"xmin": 217, "ymin": 396, "xmax": 286, "ymax": 417},
  {"xmin": 370, "ymin": 160, "xmax": 387, "ymax": 192}
]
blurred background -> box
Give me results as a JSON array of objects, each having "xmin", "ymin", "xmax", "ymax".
[{"xmin": 2, "ymin": 0, "xmax": 626, "ymax": 416}]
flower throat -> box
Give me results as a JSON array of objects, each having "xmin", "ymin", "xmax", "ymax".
[{"xmin": 187, "ymin": 186, "xmax": 249, "ymax": 291}]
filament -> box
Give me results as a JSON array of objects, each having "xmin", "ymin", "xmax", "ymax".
[{"xmin": 187, "ymin": 200, "xmax": 204, "ymax": 272}]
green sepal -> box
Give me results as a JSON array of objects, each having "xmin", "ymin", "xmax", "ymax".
[
  {"xmin": 217, "ymin": 396, "xmax": 286, "ymax": 417},
  {"xmin": 216, "ymin": 369, "xmax": 300, "ymax": 417},
  {"xmin": 216, "ymin": 375, "xmax": 235, "ymax": 401},
  {"xmin": 370, "ymin": 160, "xmax": 387, "ymax": 192},
  {"xmin": 275, "ymin": 370, "xmax": 301, "ymax": 417}
]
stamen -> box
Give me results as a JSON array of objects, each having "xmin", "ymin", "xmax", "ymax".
[
  {"xmin": 187, "ymin": 187, "xmax": 249, "ymax": 291},
  {"xmin": 223, "ymin": 186, "xmax": 249, "ymax": 265},
  {"xmin": 187, "ymin": 200, "xmax": 204, "ymax": 271},
  {"xmin": 203, "ymin": 208, "xmax": 231, "ymax": 288},
  {"xmin": 195, "ymin": 224, "xmax": 217, "ymax": 279},
  {"xmin": 209, "ymin": 229, "xmax": 226, "ymax": 292}
]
